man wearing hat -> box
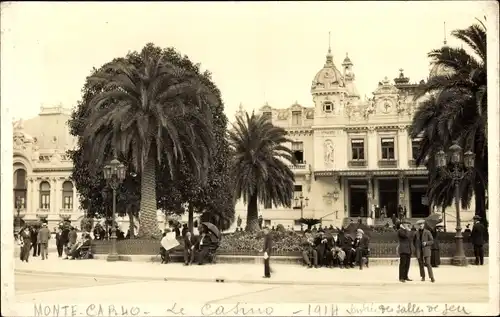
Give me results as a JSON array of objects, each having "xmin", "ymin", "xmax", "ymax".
[
  {"xmin": 314, "ymin": 230, "xmax": 329, "ymax": 266},
  {"xmin": 37, "ymin": 223, "xmax": 51, "ymax": 260},
  {"xmin": 413, "ymin": 219, "xmax": 435, "ymax": 282},
  {"xmin": 470, "ymin": 215, "xmax": 486, "ymax": 265},
  {"xmin": 353, "ymin": 228, "xmax": 370, "ymax": 270},
  {"xmin": 397, "ymin": 220, "xmax": 412, "ymax": 282}
]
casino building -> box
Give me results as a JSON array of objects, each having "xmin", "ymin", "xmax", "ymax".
[{"xmin": 232, "ymin": 45, "xmax": 478, "ymax": 230}]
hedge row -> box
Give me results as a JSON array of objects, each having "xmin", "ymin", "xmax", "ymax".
[{"xmin": 92, "ymin": 231, "xmax": 488, "ymax": 258}]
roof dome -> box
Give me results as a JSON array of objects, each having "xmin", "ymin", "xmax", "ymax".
[
  {"xmin": 429, "ymin": 63, "xmax": 454, "ymax": 78},
  {"xmin": 311, "ymin": 49, "xmax": 345, "ymax": 92},
  {"xmin": 342, "ymin": 53, "xmax": 353, "ymax": 66}
]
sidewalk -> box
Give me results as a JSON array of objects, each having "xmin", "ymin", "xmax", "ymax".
[{"xmin": 14, "ymin": 256, "xmax": 489, "ymax": 286}]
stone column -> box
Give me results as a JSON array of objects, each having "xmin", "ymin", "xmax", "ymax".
[
  {"xmin": 398, "ymin": 173, "xmax": 405, "ymax": 207},
  {"xmin": 52, "ymin": 178, "xmax": 58, "ymax": 216},
  {"xmin": 367, "ymin": 127, "xmax": 377, "ymax": 169},
  {"xmin": 32, "ymin": 178, "xmax": 39, "ymax": 215},
  {"xmin": 367, "ymin": 172, "xmax": 374, "ymax": 218},
  {"xmin": 398, "ymin": 125, "xmax": 409, "ymax": 169}
]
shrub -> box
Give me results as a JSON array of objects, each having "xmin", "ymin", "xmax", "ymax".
[
  {"xmin": 219, "ymin": 230, "xmax": 303, "ymax": 253},
  {"xmin": 275, "ymin": 224, "xmax": 286, "ymax": 232},
  {"xmin": 80, "ymin": 217, "xmax": 94, "ymax": 232}
]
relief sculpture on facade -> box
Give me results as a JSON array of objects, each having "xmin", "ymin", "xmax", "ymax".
[
  {"xmin": 277, "ymin": 109, "xmax": 289, "ymax": 120},
  {"xmin": 323, "ymin": 139, "xmax": 335, "ymax": 167}
]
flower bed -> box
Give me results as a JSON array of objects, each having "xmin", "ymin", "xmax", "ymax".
[{"xmin": 92, "ymin": 231, "xmax": 488, "ymax": 258}]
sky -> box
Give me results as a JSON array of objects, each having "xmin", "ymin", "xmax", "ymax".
[{"xmin": 1, "ymin": 1, "xmax": 495, "ymax": 121}]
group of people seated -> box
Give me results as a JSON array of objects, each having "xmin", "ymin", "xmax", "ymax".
[
  {"xmin": 301, "ymin": 228, "xmax": 370, "ymax": 270},
  {"xmin": 64, "ymin": 232, "xmax": 93, "ymax": 260},
  {"xmin": 160, "ymin": 224, "xmax": 219, "ymax": 266}
]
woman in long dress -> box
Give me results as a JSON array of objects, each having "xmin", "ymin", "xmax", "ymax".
[{"xmin": 19, "ymin": 227, "xmax": 32, "ymax": 262}]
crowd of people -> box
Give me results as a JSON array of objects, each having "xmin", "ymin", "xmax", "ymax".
[
  {"xmin": 17, "ymin": 223, "xmax": 92, "ymax": 262},
  {"xmin": 300, "ymin": 228, "xmax": 370, "ymax": 270}
]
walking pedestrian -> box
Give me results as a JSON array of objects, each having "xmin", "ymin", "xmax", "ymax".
[
  {"xmin": 430, "ymin": 227, "xmax": 441, "ymax": 267},
  {"xmin": 261, "ymin": 226, "xmax": 272, "ymax": 278},
  {"xmin": 397, "ymin": 220, "xmax": 412, "ymax": 282},
  {"xmin": 470, "ymin": 215, "xmax": 486, "ymax": 265},
  {"xmin": 413, "ymin": 219, "xmax": 435, "ymax": 283},
  {"xmin": 30, "ymin": 226, "xmax": 38, "ymax": 257},
  {"xmin": 38, "ymin": 223, "xmax": 51, "ymax": 260},
  {"xmin": 20, "ymin": 227, "xmax": 32, "ymax": 262},
  {"xmin": 55, "ymin": 227, "xmax": 64, "ymax": 257}
]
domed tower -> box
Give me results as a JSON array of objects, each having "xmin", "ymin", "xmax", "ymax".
[
  {"xmin": 429, "ymin": 22, "xmax": 455, "ymax": 79},
  {"xmin": 310, "ymin": 36, "xmax": 348, "ymax": 120}
]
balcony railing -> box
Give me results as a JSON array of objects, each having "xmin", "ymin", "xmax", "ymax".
[
  {"xmin": 59, "ymin": 209, "xmax": 73, "ymax": 220},
  {"xmin": 36, "ymin": 208, "xmax": 50, "ymax": 219},
  {"xmin": 13, "ymin": 208, "xmax": 26, "ymax": 218},
  {"xmin": 287, "ymin": 163, "xmax": 310, "ymax": 175},
  {"xmin": 378, "ymin": 159, "xmax": 398, "ymax": 168},
  {"xmin": 348, "ymin": 160, "xmax": 367, "ymax": 167}
]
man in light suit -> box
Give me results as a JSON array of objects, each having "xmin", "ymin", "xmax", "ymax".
[
  {"xmin": 413, "ymin": 219, "xmax": 435, "ymax": 283},
  {"xmin": 37, "ymin": 223, "xmax": 51, "ymax": 260}
]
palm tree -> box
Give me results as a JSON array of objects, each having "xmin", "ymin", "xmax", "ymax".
[
  {"xmin": 82, "ymin": 47, "xmax": 217, "ymax": 238},
  {"xmin": 411, "ymin": 21, "xmax": 487, "ymax": 224},
  {"xmin": 228, "ymin": 112, "xmax": 295, "ymax": 232}
]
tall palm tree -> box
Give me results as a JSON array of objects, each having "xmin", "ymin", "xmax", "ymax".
[
  {"xmin": 82, "ymin": 48, "xmax": 217, "ymax": 238},
  {"xmin": 411, "ymin": 21, "xmax": 487, "ymax": 224},
  {"xmin": 228, "ymin": 112, "xmax": 295, "ymax": 232}
]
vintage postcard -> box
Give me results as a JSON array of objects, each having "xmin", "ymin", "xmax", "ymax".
[{"xmin": 1, "ymin": 1, "xmax": 499, "ymax": 316}]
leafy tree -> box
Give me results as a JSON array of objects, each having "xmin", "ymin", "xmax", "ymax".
[
  {"xmin": 228, "ymin": 111, "xmax": 295, "ymax": 232},
  {"xmin": 411, "ymin": 22, "xmax": 487, "ymax": 225},
  {"xmin": 69, "ymin": 44, "xmax": 234, "ymax": 236}
]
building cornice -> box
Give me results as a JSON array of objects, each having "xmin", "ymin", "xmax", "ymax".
[
  {"xmin": 286, "ymin": 129, "xmax": 313, "ymax": 137},
  {"xmin": 33, "ymin": 167, "xmax": 73, "ymax": 172},
  {"xmin": 314, "ymin": 168, "xmax": 428, "ymax": 178}
]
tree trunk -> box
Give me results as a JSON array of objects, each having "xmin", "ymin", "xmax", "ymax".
[
  {"xmin": 138, "ymin": 150, "xmax": 161, "ymax": 239},
  {"xmin": 188, "ymin": 204, "xmax": 194, "ymax": 234},
  {"xmin": 245, "ymin": 194, "xmax": 260, "ymax": 232}
]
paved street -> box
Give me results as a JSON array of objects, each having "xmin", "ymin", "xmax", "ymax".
[{"xmin": 15, "ymin": 271, "xmax": 488, "ymax": 303}]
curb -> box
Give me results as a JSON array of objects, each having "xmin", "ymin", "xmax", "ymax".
[{"xmin": 15, "ymin": 269, "xmax": 485, "ymax": 287}]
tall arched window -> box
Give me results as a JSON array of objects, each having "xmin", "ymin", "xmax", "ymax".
[
  {"xmin": 13, "ymin": 169, "xmax": 27, "ymax": 209},
  {"xmin": 62, "ymin": 181, "xmax": 74, "ymax": 210},
  {"xmin": 39, "ymin": 181, "xmax": 51, "ymax": 209}
]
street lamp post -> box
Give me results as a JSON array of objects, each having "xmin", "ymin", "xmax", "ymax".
[
  {"xmin": 295, "ymin": 195, "xmax": 309, "ymax": 231},
  {"xmin": 435, "ymin": 143, "xmax": 475, "ymax": 266},
  {"xmin": 103, "ymin": 155, "xmax": 126, "ymax": 262}
]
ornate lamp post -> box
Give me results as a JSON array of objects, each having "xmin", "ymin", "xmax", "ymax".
[
  {"xmin": 103, "ymin": 155, "xmax": 126, "ymax": 262},
  {"xmin": 435, "ymin": 143, "xmax": 475, "ymax": 266},
  {"xmin": 295, "ymin": 195, "xmax": 309, "ymax": 231}
]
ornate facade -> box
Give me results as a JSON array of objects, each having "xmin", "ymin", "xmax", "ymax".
[
  {"xmin": 12, "ymin": 105, "xmax": 83, "ymax": 229},
  {"xmin": 233, "ymin": 47, "xmax": 477, "ymax": 230}
]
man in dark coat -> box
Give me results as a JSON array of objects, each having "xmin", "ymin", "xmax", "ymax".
[
  {"xmin": 413, "ymin": 219, "xmax": 435, "ymax": 282},
  {"xmin": 262, "ymin": 226, "xmax": 272, "ymax": 278},
  {"xmin": 353, "ymin": 229, "xmax": 370, "ymax": 270},
  {"xmin": 30, "ymin": 226, "xmax": 39, "ymax": 257},
  {"xmin": 301, "ymin": 231, "xmax": 318, "ymax": 268},
  {"xmin": 55, "ymin": 227, "xmax": 64, "ymax": 257},
  {"xmin": 430, "ymin": 227, "xmax": 441, "ymax": 268},
  {"xmin": 397, "ymin": 220, "xmax": 412, "ymax": 282},
  {"xmin": 184, "ymin": 231, "xmax": 195, "ymax": 265},
  {"xmin": 470, "ymin": 215, "xmax": 486, "ymax": 265},
  {"xmin": 337, "ymin": 231, "xmax": 355, "ymax": 268},
  {"xmin": 314, "ymin": 231, "xmax": 328, "ymax": 266},
  {"xmin": 193, "ymin": 225, "xmax": 212, "ymax": 265}
]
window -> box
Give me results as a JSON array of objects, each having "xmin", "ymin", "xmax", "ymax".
[
  {"xmin": 264, "ymin": 200, "xmax": 272, "ymax": 209},
  {"xmin": 293, "ymin": 185, "xmax": 303, "ymax": 209},
  {"xmin": 411, "ymin": 139, "xmax": 420, "ymax": 160},
  {"xmin": 264, "ymin": 220, "xmax": 271, "ymax": 227},
  {"xmin": 13, "ymin": 169, "xmax": 27, "ymax": 209},
  {"xmin": 262, "ymin": 111, "xmax": 272, "ymax": 120},
  {"xmin": 323, "ymin": 101, "xmax": 333, "ymax": 113},
  {"xmin": 381, "ymin": 138, "xmax": 395, "ymax": 160},
  {"xmin": 292, "ymin": 142, "xmax": 304, "ymax": 164},
  {"xmin": 351, "ymin": 139, "xmax": 365, "ymax": 160},
  {"xmin": 292, "ymin": 111, "xmax": 302, "ymax": 126},
  {"xmin": 39, "ymin": 181, "xmax": 51, "ymax": 209},
  {"xmin": 62, "ymin": 181, "xmax": 74, "ymax": 210},
  {"xmin": 294, "ymin": 220, "xmax": 302, "ymax": 226}
]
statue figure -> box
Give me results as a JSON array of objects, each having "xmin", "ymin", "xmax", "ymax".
[{"xmin": 324, "ymin": 140, "xmax": 335, "ymax": 165}]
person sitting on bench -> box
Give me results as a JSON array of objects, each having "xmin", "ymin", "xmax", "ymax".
[
  {"xmin": 68, "ymin": 233, "xmax": 92, "ymax": 259},
  {"xmin": 193, "ymin": 225, "xmax": 212, "ymax": 265}
]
